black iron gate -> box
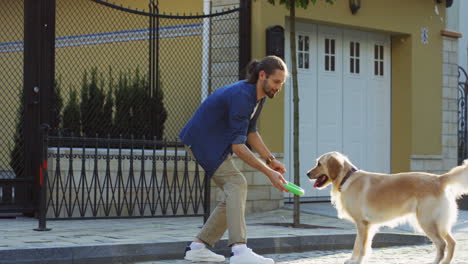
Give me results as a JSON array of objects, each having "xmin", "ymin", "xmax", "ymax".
[
  {"xmin": 0, "ymin": 0, "xmax": 249, "ymax": 216},
  {"xmin": 458, "ymin": 66, "xmax": 468, "ymax": 164},
  {"xmin": 0, "ymin": 0, "xmax": 36, "ymax": 215},
  {"xmin": 457, "ymin": 66, "xmax": 468, "ymax": 210}
]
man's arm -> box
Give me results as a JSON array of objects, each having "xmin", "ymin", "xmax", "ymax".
[
  {"xmin": 232, "ymin": 143, "xmax": 288, "ymax": 192},
  {"xmin": 247, "ymin": 132, "xmax": 286, "ymax": 174}
]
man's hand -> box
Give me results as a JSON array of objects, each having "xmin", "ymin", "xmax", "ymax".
[
  {"xmin": 268, "ymin": 159, "xmax": 286, "ymax": 174},
  {"xmin": 267, "ymin": 169, "xmax": 289, "ymax": 192}
]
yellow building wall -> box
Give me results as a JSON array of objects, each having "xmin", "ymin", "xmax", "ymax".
[
  {"xmin": 53, "ymin": 0, "xmax": 204, "ymax": 139},
  {"xmin": 1, "ymin": 0, "xmax": 446, "ymax": 173},
  {"xmin": 0, "ymin": 0, "xmax": 206, "ymax": 170},
  {"xmin": 252, "ymin": 0, "xmax": 445, "ymax": 172}
]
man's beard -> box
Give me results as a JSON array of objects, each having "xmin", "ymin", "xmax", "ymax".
[{"xmin": 262, "ymin": 80, "xmax": 276, "ymax": 99}]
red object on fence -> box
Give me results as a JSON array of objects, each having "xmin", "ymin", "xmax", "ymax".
[{"xmin": 39, "ymin": 160, "xmax": 48, "ymax": 186}]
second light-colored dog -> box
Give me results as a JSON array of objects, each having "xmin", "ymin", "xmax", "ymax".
[{"xmin": 306, "ymin": 151, "xmax": 468, "ymax": 264}]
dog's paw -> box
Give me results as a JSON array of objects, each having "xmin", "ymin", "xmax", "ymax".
[{"xmin": 344, "ymin": 259, "xmax": 358, "ymax": 264}]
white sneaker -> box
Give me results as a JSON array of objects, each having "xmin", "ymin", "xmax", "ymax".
[
  {"xmin": 184, "ymin": 247, "xmax": 225, "ymax": 262},
  {"xmin": 230, "ymin": 248, "xmax": 274, "ymax": 264}
]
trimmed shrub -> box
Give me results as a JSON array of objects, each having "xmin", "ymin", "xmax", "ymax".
[{"xmin": 62, "ymin": 87, "xmax": 81, "ymax": 136}]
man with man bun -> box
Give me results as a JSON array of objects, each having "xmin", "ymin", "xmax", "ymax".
[{"xmin": 180, "ymin": 55, "xmax": 289, "ymax": 264}]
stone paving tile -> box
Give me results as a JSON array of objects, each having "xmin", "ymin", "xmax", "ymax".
[{"xmin": 0, "ymin": 209, "xmax": 356, "ymax": 251}]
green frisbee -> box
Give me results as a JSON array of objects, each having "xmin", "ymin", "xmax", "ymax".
[{"xmin": 283, "ymin": 181, "xmax": 305, "ymax": 196}]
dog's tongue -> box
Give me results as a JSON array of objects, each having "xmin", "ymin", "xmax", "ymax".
[{"xmin": 313, "ymin": 175, "xmax": 327, "ymax": 188}]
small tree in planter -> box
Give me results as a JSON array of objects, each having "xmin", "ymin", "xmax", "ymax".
[
  {"xmin": 62, "ymin": 87, "xmax": 81, "ymax": 137},
  {"xmin": 114, "ymin": 68, "xmax": 167, "ymax": 140},
  {"xmin": 49, "ymin": 78, "xmax": 64, "ymax": 135},
  {"xmin": 9, "ymin": 92, "xmax": 25, "ymax": 180},
  {"xmin": 101, "ymin": 68, "xmax": 114, "ymax": 137},
  {"xmin": 80, "ymin": 68, "xmax": 110, "ymax": 137},
  {"xmin": 114, "ymin": 71, "xmax": 132, "ymax": 138},
  {"xmin": 10, "ymin": 78, "xmax": 63, "ymax": 178}
]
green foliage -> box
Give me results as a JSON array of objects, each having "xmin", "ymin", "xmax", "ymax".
[
  {"xmin": 62, "ymin": 87, "xmax": 81, "ymax": 136},
  {"xmin": 50, "ymin": 77, "xmax": 64, "ymax": 133},
  {"xmin": 113, "ymin": 68, "xmax": 167, "ymax": 140},
  {"xmin": 114, "ymin": 71, "xmax": 132, "ymax": 137},
  {"xmin": 80, "ymin": 68, "xmax": 109, "ymax": 137},
  {"xmin": 59, "ymin": 66, "xmax": 167, "ymax": 140},
  {"xmin": 102, "ymin": 67, "xmax": 114, "ymax": 137},
  {"xmin": 10, "ymin": 92, "xmax": 25, "ymax": 178},
  {"xmin": 10, "ymin": 79, "xmax": 63, "ymax": 177}
]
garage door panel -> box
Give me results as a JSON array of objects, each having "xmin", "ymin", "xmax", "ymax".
[
  {"xmin": 317, "ymin": 25, "xmax": 342, "ymax": 161},
  {"xmin": 366, "ymin": 33, "xmax": 391, "ymax": 173},
  {"xmin": 344, "ymin": 142, "xmax": 364, "ymax": 168},
  {"xmin": 285, "ymin": 25, "xmax": 391, "ymax": 199}
]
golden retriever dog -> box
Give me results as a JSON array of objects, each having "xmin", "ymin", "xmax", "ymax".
[{"xmin": 306, "ymin": 151, "xmax": 468, "ymax": 264}]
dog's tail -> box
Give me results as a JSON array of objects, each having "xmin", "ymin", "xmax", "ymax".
[{"xmin": 440, "ymin": 160, "xmax": 468, "ymax": 196}]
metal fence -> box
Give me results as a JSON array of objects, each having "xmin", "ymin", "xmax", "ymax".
[
  {"xmin": 43, "ymin": 133, "xmax": 210, "ymax": 220},
  {"xmin": 53, "ymin": 0, "xmax": 240, "ymax": 140},
  {"xmin": 0, "ymin": 0, "xmax": 33, "ymax": 214},
  {"xmin": 458, "ymin": 66, "xmax": 468, "ymax": 165},
  {"xmin": 0, "ymin": 0, "xmax": 246, "ymax": 216}
]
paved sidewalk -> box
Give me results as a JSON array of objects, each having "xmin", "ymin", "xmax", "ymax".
[{"xmin": 0, "ymin": 203, "xmax": 430, "ymax": 264}]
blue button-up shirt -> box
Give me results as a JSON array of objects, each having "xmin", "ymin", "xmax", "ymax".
[{"xmin": 179, "ymin": 80, "xmax": 265, "ymax": 177}]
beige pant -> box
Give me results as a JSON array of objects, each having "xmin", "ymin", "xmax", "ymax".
[{"xmin": 197, "ymin": 154, "xmax": 248, "ymax": 247}]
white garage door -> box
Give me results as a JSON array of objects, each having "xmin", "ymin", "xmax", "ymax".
[{"xmin": 284, "ymin": 23, "xmax": 391, "ymax": 199}]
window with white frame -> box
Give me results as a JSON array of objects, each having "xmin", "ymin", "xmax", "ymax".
[
  {"xmin": 325, "ymin": 38, "xmax": 336, "ymax": 72},
  {"xmin": 374, "ymin": 44, "xmax": 384, "ymax": 76},
  {"xmin": 350, "ymin": 41, "xmax": 360, "ymax": 74},
  {"xmin": 297, "ymin": 34, "xmax": 310, "ymax": 69}
]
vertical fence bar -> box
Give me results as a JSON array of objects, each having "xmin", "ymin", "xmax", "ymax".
[
  {"xmin": 79, "ymin": 137, "xmax": 86, "ymax": 217},
  {"xmin": 151, "ymin": 136, "xmax": 157, "ymax": 216},
  {"xmin": 104, "ymin": 134, "xmax": 111, "ymax": 216},
  {"xmin": 183, "ymin": 147, "xmax": 189, "ymax": 214},
  {"xmin": 128, "ymin": 136, "xmax": 135, "ymax": 216},
  {"xmin": 162, "ymin": 139, "xmax": 168, "ymax": 215},
  {"xmin": 238, "ymin": 0, "xmax": 251, "ymax": 80},
  {"xmin": 173, "ymin": 141, "xmax": 179, "ymax": 215},
  {"xmin": 34, "ymin": 124, "xmax": 51, "ymax": 231},
  {"xmin": 66, "ymin": 137, "xmax": 74, "ymax": 217},
  {"xmin": 116, "ymin": 136, "xmax": 123, "ymax": 216},
  {"xmin": 461, "ymin": 67, "xmax": 468, "ymax": 163},
  {"xmin": 139, "ymin": 137, "xmax": 146, "ymax": 216},
  {"xmin": 465, "ymin": 82, "xmax": 468, "ymax": 163}
]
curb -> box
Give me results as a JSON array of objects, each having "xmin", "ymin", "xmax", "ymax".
[{"xmin": 0, "ymin": 233, "xmax": 429, "ymax": 264}]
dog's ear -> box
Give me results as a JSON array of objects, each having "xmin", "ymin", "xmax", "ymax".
[{"xmin": 327, "ymin": 156, "xmax": 342, "ymax": 180}]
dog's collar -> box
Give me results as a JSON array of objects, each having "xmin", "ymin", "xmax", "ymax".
[{"xmin": 338, "ymin": 167, "xmax": 358, "ymax": 191}]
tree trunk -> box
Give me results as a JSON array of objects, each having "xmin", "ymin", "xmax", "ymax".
[{"xmin": 289, "ymin": 0, "xmax": 300, "ymax": 227}]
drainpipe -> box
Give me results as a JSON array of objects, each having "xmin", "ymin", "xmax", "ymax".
[{"xmin": 201, "ymin": 0, "xmax": 211, "ymax": 102}]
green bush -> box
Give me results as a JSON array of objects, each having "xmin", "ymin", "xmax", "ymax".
[
  {"xmin": 10, "ymin": 79, "xmax": 63, "ymax": 177},
  {"xmin": 10, "ymin": 92, "xmax": 25, "ymax": 178},
  {"xmin": 60, "ymin": 67, "xmax": 167, "ymax": 140},
  {"xmin": 113, "ymin": 68, "xmax": 167, "ymax": 140},
  {"xmin": 80, "ymin": 68, "xmax": 109, "ymax": 137},
  {"xmin": 62, "ymin": 87, "xmax": 81, "ymax": 136}
]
